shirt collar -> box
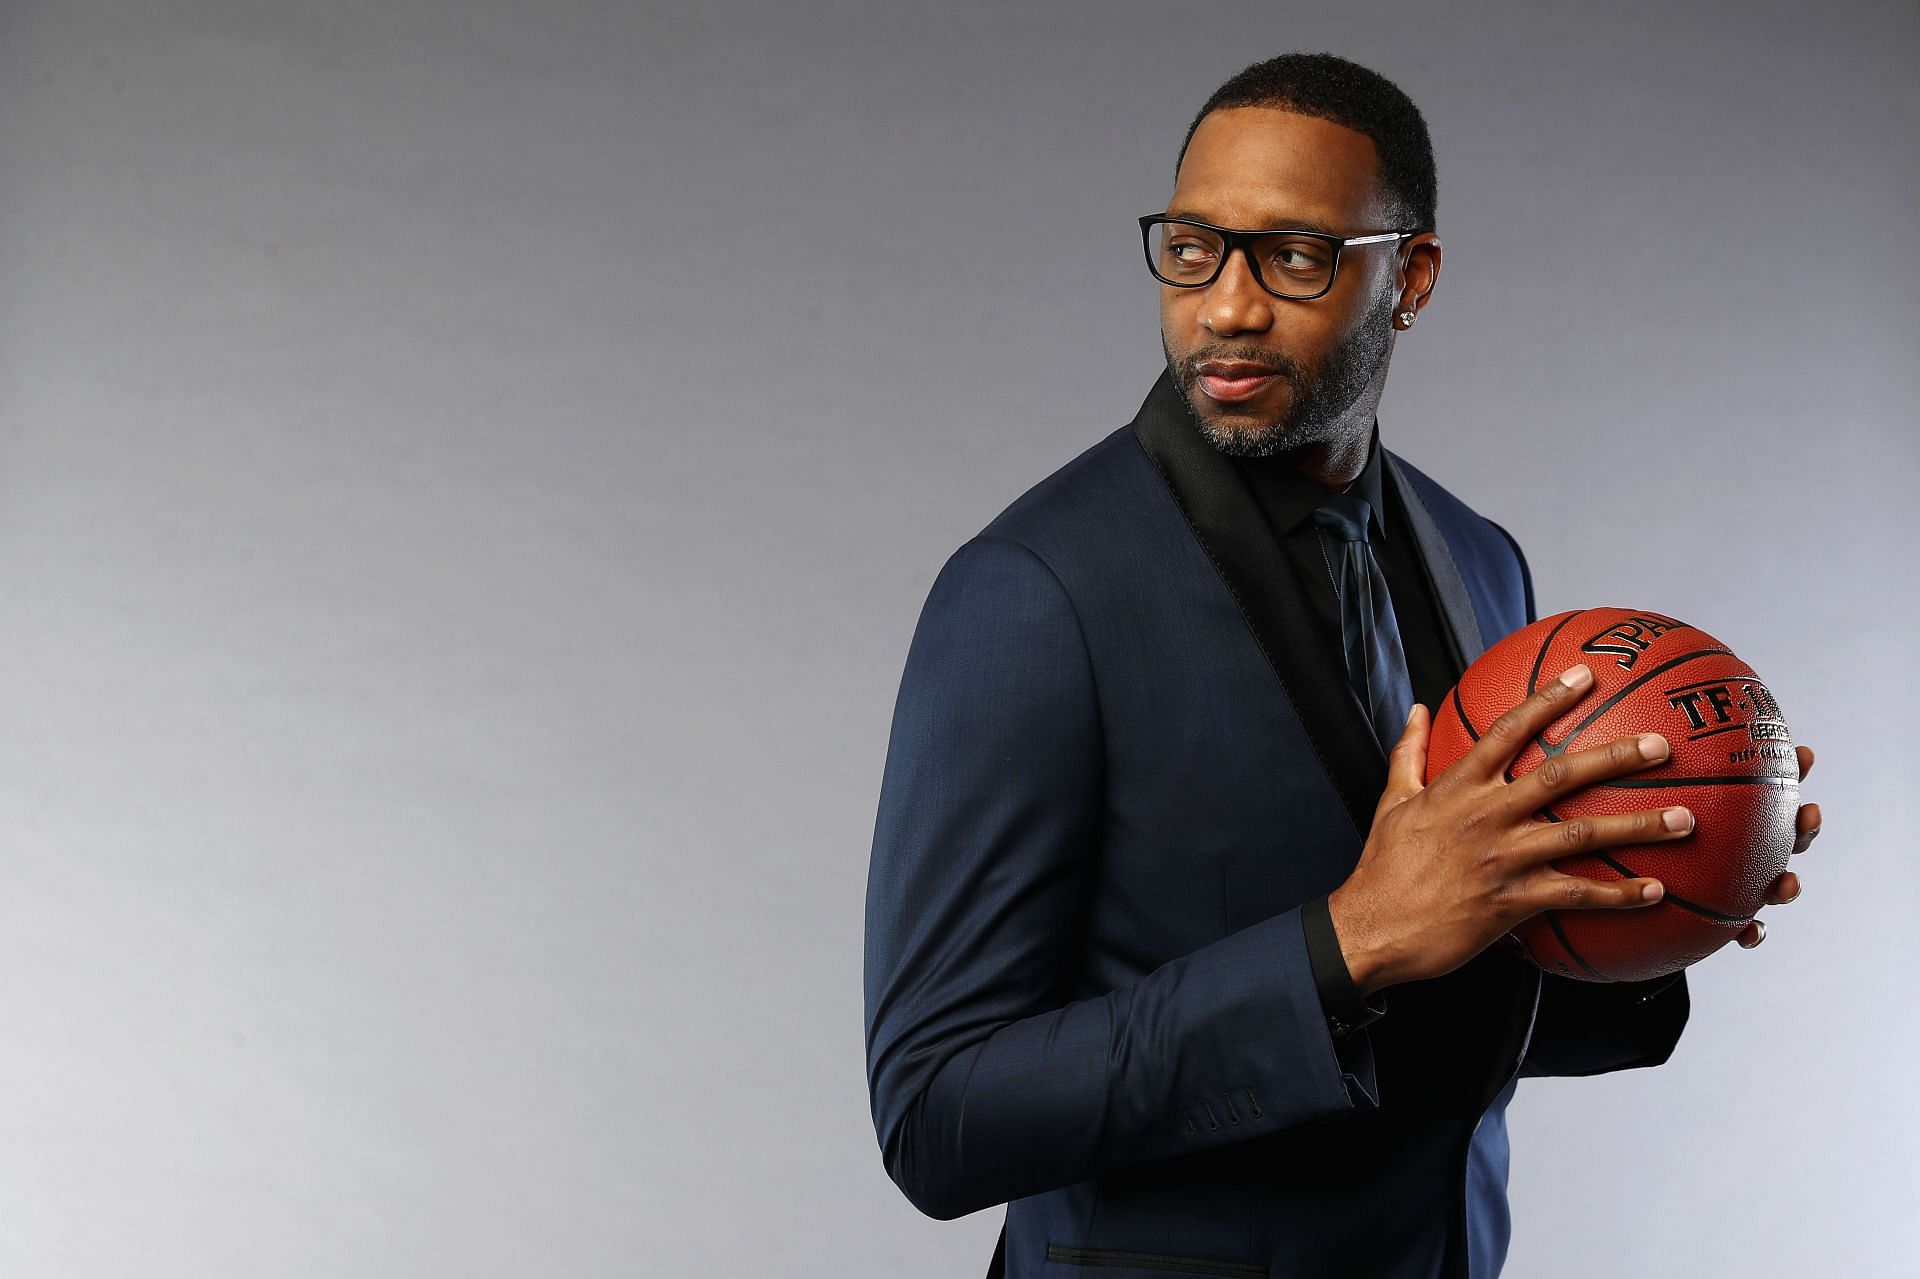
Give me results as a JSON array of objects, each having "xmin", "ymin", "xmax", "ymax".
[{"xmin": 1233, "ymin": 420, "xmax": 1390, "ymax": 542}]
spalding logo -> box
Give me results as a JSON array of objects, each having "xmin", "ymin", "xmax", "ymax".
[{"xmin": 1579, "ymin": 612, "xmax": 1693, "ymax": 671}]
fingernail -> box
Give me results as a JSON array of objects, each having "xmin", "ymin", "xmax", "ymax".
[
  {"xmin": 1739, "ymin": 920, "xmax": 1767, "ymax": 948},
  {"xmin": 1781, "ymin": 886, "xmax": 1801, "ymax": 903},
  {"xmin": 1407, "ymin": 703, "xmax": 1420, "ymax": 727},
  {"xmin": 1559, "ymin": 664, "xmax": 1592, "ymax": 689},
  {"xmin": 1641, "ymin": 881, "xmax": 1663, "ymax": 902},
  {"xmin": 1661, "ymin": 806, "xmax": 1692, "ymax": 832},
  {"xmin": 1807, "ymin": 825, "xmax": 1821, "ymax": 841},
  {"xmin": 1639, "ymin": 734, "xmax": 1670, "ymax": 761}
]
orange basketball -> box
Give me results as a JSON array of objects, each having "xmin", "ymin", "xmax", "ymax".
[{"xmin": 1424, "ymin": 607, "xmax": 1798, "ymax": 982}]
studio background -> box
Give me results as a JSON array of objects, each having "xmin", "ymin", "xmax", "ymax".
[{"xmin": 0, "ymin": 2, "xmax": 1912, "ymax": 1275}]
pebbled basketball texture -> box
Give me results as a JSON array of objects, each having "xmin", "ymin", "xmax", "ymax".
[{"xmin": 1424, "ymin": 607, "xmax": 1798, "ymax": 983}]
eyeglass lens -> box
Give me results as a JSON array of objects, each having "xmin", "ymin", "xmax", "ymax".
[{"xmin": 1148, "ymin": 221, "xmax": 1337, "ymax": 298}]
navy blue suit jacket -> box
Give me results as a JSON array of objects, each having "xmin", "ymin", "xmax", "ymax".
[{"xmin": 864, "ymin": 371, "xmax": 1690, "ymax": 1278}]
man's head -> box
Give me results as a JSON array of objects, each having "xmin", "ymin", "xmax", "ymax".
[{"xmin": 1155, "ymin": 53, "xmax": 1442, "ymax": 467}]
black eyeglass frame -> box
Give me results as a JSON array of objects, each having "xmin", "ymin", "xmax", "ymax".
[{"xmin": 1137, "ymin": 214, "xmax": 1421, "ymax": 301}]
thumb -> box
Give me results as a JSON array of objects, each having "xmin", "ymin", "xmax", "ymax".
[{"xmin": 1379, "ymin": 702, "xmax": 1429, "ymax": 813}]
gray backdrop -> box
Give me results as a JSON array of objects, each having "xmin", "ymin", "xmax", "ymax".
[{"xmin": 0, "ymin": 1, "xmax": 1912, "ymax": 1275}]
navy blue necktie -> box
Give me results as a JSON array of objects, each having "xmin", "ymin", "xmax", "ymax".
[{"xmin": 1311, "ymin": 493, "xmax": 1415, "ymax": 752}]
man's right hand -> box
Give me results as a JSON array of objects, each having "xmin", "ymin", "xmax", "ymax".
[{"xmin": 1326, "ymin": 663, "xmax": 1693, "ymax": 997}]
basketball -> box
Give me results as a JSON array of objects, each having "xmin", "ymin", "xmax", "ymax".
[{"xmin": 1424, "ymin": 607, "xmax": 1799, "ymax": 982}]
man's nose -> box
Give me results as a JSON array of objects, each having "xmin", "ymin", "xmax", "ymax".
[{"xmin": 1198, "ymin": 247, "xmax": 1275, "ymax": 335}]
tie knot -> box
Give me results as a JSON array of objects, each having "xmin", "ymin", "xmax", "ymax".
[{"xmin": 1311, "ymin": 493, "xmax": 1374, "ymax": 544}]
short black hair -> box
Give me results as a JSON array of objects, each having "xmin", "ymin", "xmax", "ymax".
[{"xmin": 1176, "ymin": 52, "xmax": 1437, "ymax": 233}]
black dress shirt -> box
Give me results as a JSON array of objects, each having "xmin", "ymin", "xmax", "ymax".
[{"xmin": 1231, "ymin": 420, "xmax": 1464, "ymax": 1043}]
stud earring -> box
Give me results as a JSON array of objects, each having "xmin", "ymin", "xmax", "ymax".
[{"xmin": 1396, "ymin": 310, "xmax": 1416, "ymax": 328}]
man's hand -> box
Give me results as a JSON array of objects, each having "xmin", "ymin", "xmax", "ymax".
[
  {"xmin": 1327, "ymin": 662, "xmax": 1687, "ymax": 997},
  {"xmin": 1734, "ymin": 743, "xmax": 1818, "ymax": 950}
]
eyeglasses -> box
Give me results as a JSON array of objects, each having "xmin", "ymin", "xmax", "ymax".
[{"xmin": 1138, "ymin": 215, "xmax": 1418, "ymax": 301}]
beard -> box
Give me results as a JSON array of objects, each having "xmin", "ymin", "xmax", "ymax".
[{"xmin": 1163, "ymin": 283, "xmax": 1396, "ymax": 459}]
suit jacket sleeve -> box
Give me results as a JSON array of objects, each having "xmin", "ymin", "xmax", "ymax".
[
  {"xmin": 1487, "ymin": 520, "xmax": 1693, "ymax": 1079},
  {"xmin": 863, "ymin": 535, "xmax": 1377, "ymax": 1222}
]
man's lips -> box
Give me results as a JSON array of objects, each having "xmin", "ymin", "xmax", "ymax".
[{"xmin": 1194, "ymin": 363, "xmax": 1284, "ymax": 403}]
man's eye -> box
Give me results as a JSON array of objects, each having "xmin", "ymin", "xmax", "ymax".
[
  {"xmin": 1169, "ymin": 241, "xmax": 1216, "ymax": 263},
  {"xmin": 1273, "ymin": 246, "xmax": 1329, "ymax": 272}
]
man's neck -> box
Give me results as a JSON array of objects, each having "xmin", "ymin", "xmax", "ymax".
[
  {"xmin": 1298, "ymin": 392, "xmax": 1386, "ymax": 492},
  {"xmin": 1285, "ymin": 353, "xmax": 1391, "ymax": 491},
  {"xmin": 1287, "ymin": 430, "xmax": 1372, "ymax": 493}
]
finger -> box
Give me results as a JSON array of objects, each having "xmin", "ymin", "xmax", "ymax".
[
  {"xmin": 1518, "ymin": 867, "xmax": 1665, "ymax": 916},
  {"xmin": 1508, "ymin": 804, "xmax": 1694, "ymax": 868},
  {"xmin": 1500, "ymin": 729, "xmax": 1672, "ymax": 818},
  {"xmin": 1792, "ymin": 801, "xmax": 1822, "ymax": 854},
  {"xmin": 1764, "ymin": 871, "xmax": 1802, "ymax": 906},
  {"xmin": 1737, "ymin": 917, "xmax": 1767, "ymax": 949},
  {"xmin": 1796, "ymin": 744, "xmax": 1814, "ymax": 783},
  {"xmin": 1463, "ymin": 663, "xmax": 1596, "ymax": 783},
  {"xmin": 1376, "ymin": 702, "xmax": 1430, "ymax": 817}
]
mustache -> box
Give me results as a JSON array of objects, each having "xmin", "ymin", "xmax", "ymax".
[{"xmin": 1180, "ymin": 347, "xmax": 1308, "ymax": 386}]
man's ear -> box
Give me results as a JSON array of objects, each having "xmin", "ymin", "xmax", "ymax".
[{"xmin": 1398, "ymin": 234, "xmax": 1442, "ymax": 318}]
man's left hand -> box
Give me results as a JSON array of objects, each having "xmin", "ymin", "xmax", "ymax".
[{"xmin": 1737, "ymin": 743, "xmax": 1818, "ymax": 950}]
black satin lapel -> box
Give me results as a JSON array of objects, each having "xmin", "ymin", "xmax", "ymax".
[
  {"xmin": 1376, "ymin": 450, "xmax": 1542, "ymax": 1112},
  {"xmin": 1383, "ymin": 450, "xmax": 1487, "ymax": 668},
  {"xmin": 1128, "ymin": 369, "xmax": 1386, "ymax": 840}
]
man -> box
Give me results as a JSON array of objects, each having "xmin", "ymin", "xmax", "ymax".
[{"xmin": 863, "ymin": 53, "xmax": 1817, "ymax": 1278}]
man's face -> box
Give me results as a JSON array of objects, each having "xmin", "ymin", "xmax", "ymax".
[{"xmin": 1158, "ymin": 107, "xmax": 1403, "ymax": 458}]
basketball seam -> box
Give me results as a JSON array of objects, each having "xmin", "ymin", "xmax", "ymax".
[
  {"xmin": 1595, "ymin": 775, "xmax": 1798, "ymax": 788},
  {"xmin": 1511, "ymin": 610, "xmax": 1590, "ymax": 782},
  {"xmin": 1543, "ymin": 910, "xmax": 1612, "ymax": 981}
]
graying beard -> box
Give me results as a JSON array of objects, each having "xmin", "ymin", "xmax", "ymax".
[{"xmin": 1172, "ymin": 285, "xmax": 1395, "ymax": 458}]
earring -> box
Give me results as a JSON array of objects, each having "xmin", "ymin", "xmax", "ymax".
[{"xmin": 1396, "ymin": 310, "xmax": 1416, "ymax": 328}]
